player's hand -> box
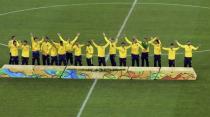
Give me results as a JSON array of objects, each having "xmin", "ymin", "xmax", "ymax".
[
  {"xmin": 102, "ymin": 32, "xmax": 106, "ymax": 36},
  {"xmin": 57, "ymin": 33, "xmax": 61, "ymax": 35},
  {"xmin": 77, "ymin": 33, "xmax": 80, "ymax": 36}
]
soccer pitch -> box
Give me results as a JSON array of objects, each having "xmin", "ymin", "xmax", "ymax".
[{"xmin": 0, "ymin": 0, "xmax": 210, "ymax": 116}]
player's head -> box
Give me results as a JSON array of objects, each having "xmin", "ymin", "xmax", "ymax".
[
  {"xmin": 23, "ymin": 40, "xmax": 28, "ymax": 45},
  {"xmin": 187, "ymin": 41, "xmax": 191, "ymax": 45},
  {"xmin": 155, "ymin": 39, "xmax": 160, "ymax": 44},
  {"xmin": 110, "ymin": 37, "xmax": 115, "ymax": 42},
  {"xmin": 45, "ymin": 36, "xmax": 49, "ymax": 42},
  {"xmin": 13, "ymin": 40, "xmax": 17, "ymax": 46},
  {"xmin": 121, "ymin": 42, "xmax": 125, "ymax": 46},
  {"xmin": 60, "ymin": 41, "xmax": 63, "ymax": 46},
  {"xmin": 170, "ymin": 43, "xmax": 174, "ymax": 48},
  {"xmin": 144, "ymin": 37, "xmax": 149, "ymax": 41},
  {"xmin": 132, "ymin": 38, "xmax": 137, "ymax": 43},
  {"xmin": 34, "ymin": 37, "xmax": 39, "ymax": 41},
  {"xmin": 87, "ymin": 41, "xmax": 91, "ymax": 46},
  {"xmin": 74, "ymin": 41, "xmax": 79, "ymax": 45},
  {"xmin": 11, "ymin": 36, "xmax": 16, "ymax": 40}
]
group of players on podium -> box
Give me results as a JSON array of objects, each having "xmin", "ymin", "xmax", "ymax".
[{"xmin": 7, "ymin": 33, "xmax": 199, "ymax": 67}]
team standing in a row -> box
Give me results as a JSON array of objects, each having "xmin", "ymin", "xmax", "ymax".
[{"xmin": 7, "ymin": 33, "xmax": 199, "ymax": 67}]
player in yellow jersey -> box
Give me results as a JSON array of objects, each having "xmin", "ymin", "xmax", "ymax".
[
  {"xmin": 162, "ymin": 43, "xmax": 179, "ymax": 67},
  {"xmin": 85, "ymin": 41, "xmax": 94, "ymax": 66},
  {"xmin": 176, "ymin": 40, "xmax": 199, "ymax": 67},
  {"xmin": 8, "ymin": 36, "xmax": 17, "ymax": 64},
  {"xmin": 41, "ymin": 36, "xmax": 51, "ymax": 65},
  {"xmin": 30, "ymin": 33, "xmax": 44, "ymax": 65},
  {"xmin": 20, "ymin": 40, "xmax": 31, "ymax": 65},
  {"xmin": 92, "ymin": 40, "xmax": 109, "ymax": 66},
  {"xmin": 137, "ymin": 37, "xmax": 156, "ymax": 67},
  {"xmin": 72, "ymin": 41, "xmax": 84, "ymax": 66},
  {"xmin": 116, "ymin": 42, "xmax": 131, "ymax": 66},
  {"xmin": 57, "ymin": 33, "xmax": 80, "ymax": 65},
  {"xmin": 125, "ymin": 36, "xmax": 141, "ymax": 66},
  {"xmin": 151, "ymin": 38, "xmax": 162, "ymax": 67},
  {"xmin": 103, "ymin": 33, "xmax": 117, "ymax": 66},
  {"xmin": 50, "ymin": 44, "xmax": 58, "ymax": 65},
  {"xmin": 8, "ymin": 40, "xmax": 20, "ymax": 65},
  {"xmin": 51, "ymin": 41, "xmax": 67, "ymax": 66}
]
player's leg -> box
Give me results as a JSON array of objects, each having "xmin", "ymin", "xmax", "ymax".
[
  {"xmin": 184, "ymin": 57, "xmax": 187, "ymax": 67},
  {"xmin": 70, "ymin": 52, "xmax": 73, "ymax": 65},
  {"xmin": 189, "ymin": 57, "xmax": 192, "ymax": 67},
  {"xmin": 136, "ymin": 55, "xmax": 140, "ymax": 67},
  {"xmin": 79, "ymin": 56, "xmax": 82, "ymax": 66},
  {"xmin": 158, "ymin": 55, "xmax": 161, "ymax": 67}
]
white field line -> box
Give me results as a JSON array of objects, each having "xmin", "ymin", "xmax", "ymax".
[
  {"xmin": 76, "ymin": 0, "xmax": 138, "ymax": 117},
  {"xmin": 105, "ymin": 0, "xmax": 138, "ymax": 61}
]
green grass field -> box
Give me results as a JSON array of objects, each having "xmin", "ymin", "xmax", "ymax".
[{"xmin": 0, "ymin": 0, "xmax": 210, "ymax": 117}]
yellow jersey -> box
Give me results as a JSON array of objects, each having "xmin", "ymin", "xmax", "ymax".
[
  {"xmin": 92, "ymin": 41, "xmax": 109, "ymax": 57},
  {"xmin": 86, "ymin": 45, "xmax": 94, "ymax": 58},
  {"xmin": 116, "ymin": 46, "xmax": 131, "ymax": 58},
  {"xmin": 73, "ymin": 44, "xmax": 84, "ymax": 56},
  {"xmin": 8, "ymin": 44, "xmax": 19, "ymax": 57},
  {"xmin": 104, "ymin": 36, "xmax": 117, "ymax": 55},
  {"xmin": 53, "ymin": 42, "xmax": 66, "ymax": 55},
  {"xmin": 31, "ymin": 36, "xmax": 44, "ymax": 51},
  {"xmin": 177, "ymin": 42, "xmax": 199, "ymax": 57},
  {"xmin": 125, "ymin": 37, "xmax": 141, "ymax": 55},
  {"xmin": 21, "ymin": 45, "xmax": 30, "ymax": 58},
  {"xmin": 50, "ymin": 46, "xmax": 58, "ymax": 57},
  {"xmin": 151, "ymin": 40, "xmax": 162, "ymax": 55},
  {"xmin": 8, "ymin": 40, "xmax": 15, "ymax": 53},
  {"xmin": 58, "ymin": 35, "xmax": 79, "ymax": 52},
  {"xmin": 162, "ymin": 47, "xmax": 179, "ymax": 60},
  {"xmin": 41, "ymin": 42, "xmax": 51, "ymax": 55}
]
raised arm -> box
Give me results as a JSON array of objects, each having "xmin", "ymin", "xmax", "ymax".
[
  {"xmin": 57, "ymin": 33, "xmax": 67, "ymax": 43},
  {"xmin": 39, "ymin": 37, "xmax": 44, "ymax": 44},
  {"xmin": 162, "ymin": 47, "xmax": 169, "ymax": 51},
  {"xmin": 30, "ymin": 33, "xmax": 34, "ymax": 43},
  {"xmin": 192, "ymin": 46, "xmax": 199, "ymax": 50},
  {"xmin": 103, "ymin": 33, "xmax": 110, "ymax": 44},
  {"xmin": 91, "ymin": 40, "xmax": 99, "ymax": 48},
  {"xmin": 125, "ymin": 37, "xmax": 132, "ymax": 44},
  {"xmin": 104, "ymin": 42, "xmax": 110, "ymax": 48},
  {"xmin": 176, "ymin": 41, "xmax": 185, "ymax": 48},
  {"xmin": 148, "ymin": 37, "xmax": 157, "ymax": 44},
  {"xmin": 71, "ymin": 33, "xmax": 80, "ymax": 44}
]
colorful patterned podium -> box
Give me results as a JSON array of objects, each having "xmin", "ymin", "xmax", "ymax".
[{"xmin": 0, "ymin": 65, "xmax": 197, "ymax": 80}]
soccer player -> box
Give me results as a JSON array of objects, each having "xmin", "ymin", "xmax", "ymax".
[
  {"xmin": 30, "ymin": 33, "xmax": 44, "ymax": 65},
  {"xmin": 50, "ymin": 44, "xmax": 58, "ymax": 65},
  {"xmin": 176, "ymin": 40, "xmax": 199, "ymax": 67},
  {"xmin": 103, "ymin": 33, "xmax": 117, "ymax": 66},
  {"xmin": 72, "ymin": 41, "xmax": 84, "ymax": 66},
  {"xmin": 85, "ymin": 41, "xmax": 94, "ymax": 66},
  {"xmin": 162, "ymin": 43, "xmax": 179, "ymax": 67},
  {"xmin": 92, "ymin": 40, "xmax": 109, "ymax": 66},
  {"xmin": 41, "ymin": 36, "xmax": 51, "ymax": 65},
  {"xmin": 8, "ymin": 36, "xmax": 17, "ymax": 64},
  {"xmin": 52, "ymin": 41, "xmax": 67, "ymax": 66},
  {"xmin": 125, "ymin": 36, "xmax": 141, "ymax": 66},
  {"xmin": 151, "ymin": 38, "xmax": 162, "ymax": 67},
  {"xmin": 116, "ymin": 42, "xmax": 131, "ymax": 66},
  {"xmin": 20, "ymin": 40, "xmax": 31, "ymax": 65},
  {"xmin": 137, "ymin": 37, "xmax": 156, "ymax": 67},
  {"xmin": 57, "ymin": 33, "xmax": 80, "ymax": 65},
  {"xmin": 8, "ymin": 40, "xmax": 19, "ymax": 65}
]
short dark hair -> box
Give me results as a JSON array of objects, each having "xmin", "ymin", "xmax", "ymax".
[{"xmin": 11, "ymin": 36, "xmax": 16, "ymax": 39}]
